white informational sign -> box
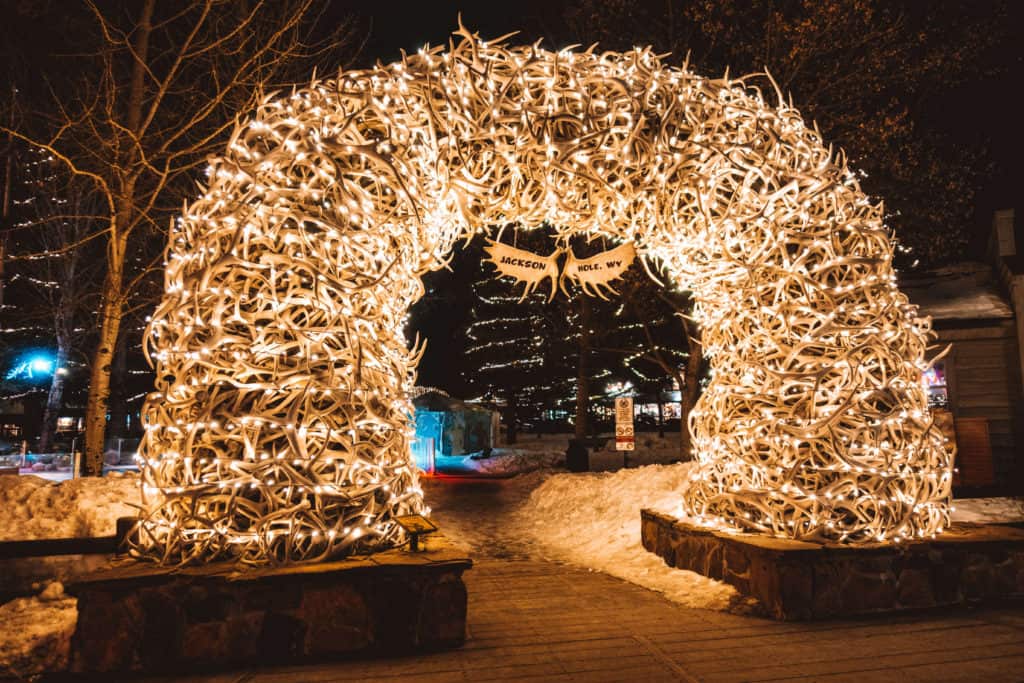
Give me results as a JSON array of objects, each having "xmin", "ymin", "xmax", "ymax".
[{"xmin": 614, "ymin": 397, "xmax": 635, "ymax": 451}]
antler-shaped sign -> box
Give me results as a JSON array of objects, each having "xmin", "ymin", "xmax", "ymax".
[
  {"xmin": 483, "ymin": 239, "xmax": 561, "ymax": 301},
  {"xmin": 560, "ymin": 242, "xmax": 636, "ymax": 299}
]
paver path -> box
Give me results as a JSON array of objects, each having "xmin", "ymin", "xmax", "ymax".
[{"xmin": 152, "ymin": 478, "xmax": 1024, "ymax": 682}]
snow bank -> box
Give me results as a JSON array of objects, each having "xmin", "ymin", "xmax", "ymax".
[
  {"xmin": 618, "ymin": 434, "xmax": 688, "ymax": 467},
  {"xmin": 511, "ymin": 463, "xmax": 757, "ymax": 612},
  {"xmin": 953, "ymin": 497, "xmax": 1024, "ymax": 524},
  {"xmin": 0, "ymin": 473, "xmax": 140, "ymax": 541},
  {"xmin": 0, "ymin": 582, "xmax": 77, "ymax": 678},
  {"xmin": 451, "ymin": 444, "xmax": 564, "ymax": 476},
  {"xmin": 505, "ymin": 466, "xmax": 1024, "ymax": 613},
  {"xmin": 438, "ymin": 433, "xmax": 686, "ymax": 476}
]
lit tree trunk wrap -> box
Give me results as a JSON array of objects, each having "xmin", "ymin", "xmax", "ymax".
[{"xmin": 136, "ymin": 29, "xmax": 952, "ymax": 564}]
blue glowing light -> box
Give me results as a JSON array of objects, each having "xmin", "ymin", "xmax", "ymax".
[
  {"xmin": 4, "ymin": 353, "xmax": 56, "ymax": 381},
  {"xmin": 31, "ymin": 357, "xmax": 54, "ymax": 374}
]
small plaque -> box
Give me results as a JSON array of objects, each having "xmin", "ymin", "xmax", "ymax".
[{"xmin": 394, "ymin": 514, "xmax": 439, "ymax": 535}]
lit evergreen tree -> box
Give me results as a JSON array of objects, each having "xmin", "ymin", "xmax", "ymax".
[{"xmin": 460, "ymin": 230, "xmax": 577, "ymax": 442}]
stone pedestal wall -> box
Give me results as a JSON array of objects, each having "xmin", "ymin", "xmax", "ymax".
[
  {"xmin": 67, "ymin": 538, "xmax": 471, "ymax": 673},
  {"xmin": 642, "ymin": 509, "xmax": 1024, "ymax": 620}
]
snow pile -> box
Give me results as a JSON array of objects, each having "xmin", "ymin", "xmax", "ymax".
[
  {"xmin": 511, "ymin": 463, "xmax": 757, "ymax": 612},
  {"xmin": 616, "ymin": 434, "xmax": 687, "ymax": 467},
  {"xmin": 437, "ymin": 433, "xmax": 686, "ymax": 476},
  {"xmin": 465, "ymin": 450, "xmax": 562, "ymax": 475},
  {"xmin": 0, "ymin": 473, "xmax": 140, "ymax": 541},
  {"xmin": 0, "ymin": 582, "xmax": 77, "ymax": 678},
  {"xmin": 953, "ymin": 497, "xmax": 1024, "ymax": 524}
]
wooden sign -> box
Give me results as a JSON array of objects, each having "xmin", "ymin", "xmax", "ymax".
[{"xmin": 394, "ymin": 514, "xmax": 438, "ymax": 535}]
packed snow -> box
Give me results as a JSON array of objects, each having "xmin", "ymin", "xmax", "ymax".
[
  {"xmin": 0, "ymin": 472, "xmax": 140, "ymax": 541},
  {"xmin": 436, "ymin": 436, "xmax": 564, "ymax": 475},
  {"xmin": 0, "ymin": 582, "xmax": 76, "ymax": 679},
  {"xmin": 901, "ymin": 261, "xmax": 1014, "ymax": 321},
  {"xmin": 953, "ymin": 496, "xmax": 1024, "ymax": 524},
  {"xmin": 512, "ymin": 463, "xmax": 758, "ymax": 612}
]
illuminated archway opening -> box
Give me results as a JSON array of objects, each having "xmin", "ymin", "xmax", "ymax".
[{"xmin": 135, "ymin": 27, "xmax": 952, "ymax": 565}]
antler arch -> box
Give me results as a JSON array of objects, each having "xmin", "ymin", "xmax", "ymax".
[{"xmin": 135, "ymin": 26, "xmax": 951, "ymax": 564}]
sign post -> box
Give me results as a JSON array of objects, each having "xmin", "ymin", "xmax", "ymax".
[{"xmin": 614, "ymin": 397, "xmax": 635, "ymax": 451}]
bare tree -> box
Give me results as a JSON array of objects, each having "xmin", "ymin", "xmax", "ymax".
[
  {"xmin": 7, "ymin": 146, "xmax": 102, "ymax": 453},
  {"xmin": 4, "ymin": 1, "xmax": 355, "ymax": 474}
]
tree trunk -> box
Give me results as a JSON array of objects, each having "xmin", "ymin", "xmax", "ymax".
[
  {"xmin": 38, "ymin": 335, "xmax": 69, "ymax": 454},
  {"xmin": 80, "ymin": 0, "xmax": 151, "ymax": 476},
  {"xmin": 82, "ymin": 233, "xmax": 126, "ymax": 476},
  {"xmin": 678, "ymin": 320, "xmax": 703, "ymax": 461},
  {"xmin": 656, "ymin": 393, "xmax": 665, "ymax": 438},
  {"xmin": 107, "ymin": 331, "xmax": 129, "ymax": 440},
  {"xmin": 574, "ymin": 295, "xmax": 592, "ymax": 440},
  {"xmin": 505, "ymin": 391, "xmax": 518, "ymax": 445}
]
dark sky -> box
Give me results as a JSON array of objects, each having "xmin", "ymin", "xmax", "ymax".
[{"xmin": 325, "ymin": 1, "xmax": 572, "ymax": 69}]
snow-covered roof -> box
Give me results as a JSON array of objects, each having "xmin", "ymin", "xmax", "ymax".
[{"xmin": 900, "ymin": 262, "xmax": 1014, "ymax": 321}]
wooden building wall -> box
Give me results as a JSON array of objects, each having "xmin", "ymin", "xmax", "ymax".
[{"xmin": 937, "ymin": 321, "xmax": 1023, "ymax": 486}]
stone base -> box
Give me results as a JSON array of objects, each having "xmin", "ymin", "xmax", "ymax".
[
  {"xmin": 642, "ymin": 509, "xmax": 1024, "ymax": 620},
  {"xmin": 66, "ymin": 535, "xmax": 471, "ymax": 673}
]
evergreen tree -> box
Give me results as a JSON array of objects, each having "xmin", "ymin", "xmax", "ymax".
[{"xmin": 460, "ymin": 230, "xmax": 577, "ymax": 442}]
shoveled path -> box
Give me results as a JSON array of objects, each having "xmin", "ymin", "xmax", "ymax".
[{"xmin": 156, "ymin": 478, "xmax": 1024, "ymax": 682}]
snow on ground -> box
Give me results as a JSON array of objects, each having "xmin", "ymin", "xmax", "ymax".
[
  {"xmin": 953, "ymin": 496, "xmax": 1024, "ymax": 524},
  {"xmin": 508, "ymin": 463, "xmax": 758, "ymax": 613},
  {"xmin": 428, "ymin": 436, "xmax": 1024, "ymax": 614},
  {"xmin": 0, "ymin": 472, "xmax": 140, "ymax": 541},
  {"xmin": 435, "ymin": 432, "xmax": 686, "ymax": 476},
  {"xmin": 0, "ymin": 582, "xmax": 77, "ymax": 679},
  {"xmin": 0, "ymin": 473, "xmax": 139, "ymax": 676}
]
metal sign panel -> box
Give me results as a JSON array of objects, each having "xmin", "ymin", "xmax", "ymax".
[{"xmin": 614, "ymin": 397, "xmax": 635, "ymax": 451}]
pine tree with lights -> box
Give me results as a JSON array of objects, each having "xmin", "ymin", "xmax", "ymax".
[{"xmin": 461, "ymin": 232, "xmax": 576, "ymax": 442}]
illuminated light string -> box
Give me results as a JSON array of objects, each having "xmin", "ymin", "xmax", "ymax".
[{"xmin": 134, "ymin": 25, "xmax": 951, "ymax": 565}]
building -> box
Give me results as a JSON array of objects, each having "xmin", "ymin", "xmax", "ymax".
[
  {"xmin": 411, "ymin": 388, "xmax": 499, "ymax": 472},
  {"xmin": 901, "ymin": 209, "xmax": 1024, "ymax": 492}
]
